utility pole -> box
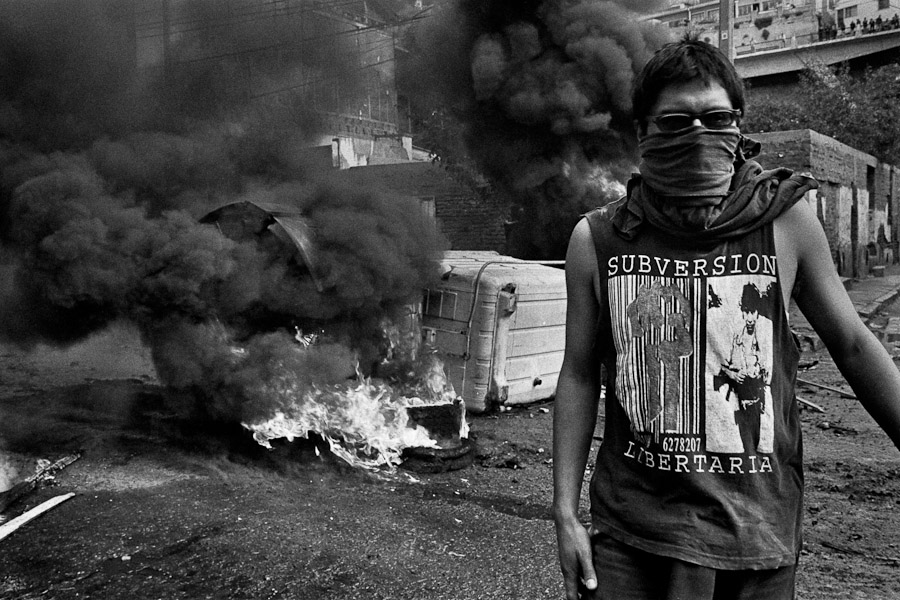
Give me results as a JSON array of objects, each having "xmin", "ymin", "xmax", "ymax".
[{"xmin": 718, "ymin": 0, "xmax": 734, "ymax": 62}]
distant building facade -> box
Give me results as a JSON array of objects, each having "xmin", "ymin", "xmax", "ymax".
[
  {"xmin": 133, "ymin": 0, "xmax": 421, "ymax": 168},
  {"xmin": 649, "ymin": 0, "xmax": 900, "ymax": 56}
]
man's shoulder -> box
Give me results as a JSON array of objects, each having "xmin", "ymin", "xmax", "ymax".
[
  {"xmin": 583, "ymin": 197, "xmax": 627, "ymax": 228},
  {"xmin": 580, "ymin": 198, "xmax": 627, "ymax": 251},
  {"xmin": 585, "ymin": 197, "xmax": 627, "ymax": 217},
  {"xmin": 772, "ymin": 198, "xmax": 818, "ymax": 238}
]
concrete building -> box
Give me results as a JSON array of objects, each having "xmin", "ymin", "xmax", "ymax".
[{"xmin": 754, "ymin": 129, "xmax": 900, "ymax": 278}]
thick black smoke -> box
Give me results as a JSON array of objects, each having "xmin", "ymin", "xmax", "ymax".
[
  {"xmin": 400, "ymin": 0, "xmax": 672, "ymax": 258},
  {"xmin": 0, "ymin": 0, "xmax": 448, "ymax": 431},
  {"xmin": 0, "ymin": 0, "xmax": 362, "ymax": 151}
]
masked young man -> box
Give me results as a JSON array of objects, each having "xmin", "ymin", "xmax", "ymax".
[{"xmin": 553, "ymin": 36, "xmax": 900, "ymax": 600}]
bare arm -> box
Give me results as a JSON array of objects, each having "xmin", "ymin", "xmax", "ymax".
[
  {"xmin": 782, "ymin": 201, "xmax": 900, "ymax": 449},
  {"xmin": 553, "ymin": 218, "xmax": 602, "ymax": 599}
]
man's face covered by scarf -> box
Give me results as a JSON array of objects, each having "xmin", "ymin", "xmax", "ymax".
[
  {"xmin": 637, "ymin": 79, "xmax": 741, "ymax": 228},
  {"xmin": 639, "ymin": 126, "xmax": 741, "ymax": 198}
]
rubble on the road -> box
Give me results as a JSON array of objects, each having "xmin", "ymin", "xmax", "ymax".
[
  {"xmin": 0, "ymin": 454, "xmax": 80, "ymax": 515},
  {"xmin": 797, "ymin": 377, "xmax": 855, "ymax": 399}
]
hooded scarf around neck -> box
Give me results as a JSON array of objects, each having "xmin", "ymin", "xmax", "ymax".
[{"xmin": 612, "ymin": 136, "xmax": 819, "ymax": 243}]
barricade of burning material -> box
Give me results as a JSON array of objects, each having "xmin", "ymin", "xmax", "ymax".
[
  {"xmin": 241, "ymin": 320, "xmax": 469, "ymax": 473},
  {"xmin": 180, "ymin": 199, "xmax": 465, "ymax": 473}
]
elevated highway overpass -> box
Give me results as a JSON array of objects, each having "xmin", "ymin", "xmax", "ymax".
[{"xmin": 736, "ymin": 29, "xmax": 900, "ymax": 82}]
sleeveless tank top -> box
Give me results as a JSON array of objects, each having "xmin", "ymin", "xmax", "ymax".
[{"xmin": 585, "ymin": 199, "xmax": 803, "ymax": 570}]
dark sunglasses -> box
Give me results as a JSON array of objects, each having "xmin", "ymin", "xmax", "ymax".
[{"xmin": 647, "ymin": 109, "xmax": 742, "ymax": 132}]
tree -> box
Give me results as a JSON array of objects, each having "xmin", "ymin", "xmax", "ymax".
[{"xmin": 744, "ymin": 62, "xmax": 900, "ymax": 164}]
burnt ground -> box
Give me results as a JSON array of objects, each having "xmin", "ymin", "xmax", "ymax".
[{"xmin": 1, "ymin": 302, "xmax": 900, "ymax": 599}]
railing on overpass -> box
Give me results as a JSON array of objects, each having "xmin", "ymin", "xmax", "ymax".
[
  {"xmin": 735, "ymin": 26, "xmax": 900, "ymax": 79},
  {"xmin": 735, "ymin": 19, "xmax": 900, "ymax": 57}
]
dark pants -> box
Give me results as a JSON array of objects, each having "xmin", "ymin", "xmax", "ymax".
[
  {"xmin": 734, "ymin": 401, "xmax": 762, "ymax": 454},
  {"xmin": 583, "ymin": 533, "xmax": 796, "ymax": 600}
]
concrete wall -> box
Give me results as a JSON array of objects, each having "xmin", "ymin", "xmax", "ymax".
[
  {"xmin": 325, "ymin": 133, "xmax": 412, "ymax": 169},
  {"xmin": 753, "ymin": 129, "xmax": 892, "ymax": 278}
]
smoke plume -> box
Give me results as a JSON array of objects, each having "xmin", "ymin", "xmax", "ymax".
[
  {"xmin": 0, "ymin": 0, "xmax": 448, "ymax": 465},
  {"xmin": 400, "ymin": 0, "xmax": 672, "ymax": 258}
]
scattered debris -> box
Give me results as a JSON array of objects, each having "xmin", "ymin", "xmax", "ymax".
[
  {"xmin": 0, "ymin": 453, "xmax": 80, "ymax": 515},
  {"xmin": 405, "ymin": 400, "xmax": 467, "ymax": 450},
  {"xmin": 794, "ymin": 333, "xmax": 822, "ymax": 352},
  {"xmin": 816, "ymin": 421, "xmax": 858, "ymax": 435},
  {"xmin": 402, "ymin": 400, "xmax": 473, "ymax": 473},
  {"xmin": 797, "ymin": 396, "xmax": 825, "ymax": 413},
  {"xmin": 478, "ymin": 451, "xmax": 522, "ymax": 470},
  {"xmin": 886, "ymin": 317, "xmax": 900, "ymax": 343},
  {"xmin": 797, "ymin": 377, "xmax": 856, "ymax": 399},
  {"xmin": 401, "ymin": 438, "xmax": 476, "ymax": 474},
  {"xmin": 798, "ymin": 359, "xmax": 819, "ymax": 370},
  {"xmin": 475, "ymin": 441, "xmax": 526, "ymax": 469},
  {"xmin": 0, "ymin": 493, "xmax": 75, "ymax": 543},
  {"xmin": 820, "ymin": 539, "xmax": 900, "ymax": 564}
]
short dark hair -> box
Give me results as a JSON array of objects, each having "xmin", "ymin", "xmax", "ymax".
[
  {"xmin": 631, "ymin": 35, "xmax": 745, "ymax": 129},
  {"xmin": 740, "ymin": 282, "xmax": 762, "ymax": 314}
]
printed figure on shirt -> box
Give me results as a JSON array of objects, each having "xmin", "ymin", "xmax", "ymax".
[{"xmin": 708, "ymin": 277, "xmax": 776, "ymax": 454}]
